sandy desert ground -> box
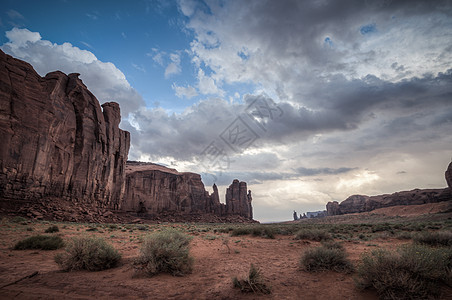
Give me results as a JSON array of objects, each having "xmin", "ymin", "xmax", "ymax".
[{"xmin": 0, "ymin": 202, "xmax": 451, "ymax": 300}]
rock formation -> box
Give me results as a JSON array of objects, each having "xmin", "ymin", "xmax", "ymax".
[
  {"xmin": 123, "ymin": 162, "xmax": 254, "ymax": 219},
  {"xmin": 327, "ymin": 188, "xmax": 451, "ymax": 216},
  {"xmin": 0, "ymin": 50, "xmax": 254, "ymax": 223},
  {"xmin": 0, "ymin": 49, "xmax": 129, "ymax": 209},
  {"xmin": 327, "ymin": 162, "xmax": 452, "ymax": 216},
  {"xmin": 123, "ymin": 161, "xmax": 219, "ymax": 215},
  {"xmin": 225, "ymin": 179, "xmax": 253, "ymax": 219},
  {"xmin": 446, "ymin": 162, "xmax": 452, "ymax": 189},
  {"xmin": 123, "ymin": 162, "xmax": 253, "ymax": 220}
]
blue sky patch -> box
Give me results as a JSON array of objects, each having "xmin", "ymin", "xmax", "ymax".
[{"xmin": 360, "ymin": 23, "xmax": 377, "ymax": 35}]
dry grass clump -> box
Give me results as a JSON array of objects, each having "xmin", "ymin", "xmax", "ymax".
[
  {"xmin": 232, "ymin": 264, "xmax": 271, "ymax": 294},
  {"xmin": 300, "ymin": 244, "xmax": 353, "ymax": 273},
  {"xmin": 356, "ymin": 244, "xmax": 452, "ymax": 299},
  {"xmin": 55, "ymin": 236, "xmax": 121, "ymax": 271},
  {"xmin": 294, "ymin": 228, "xmax": 332, "ymax": 241},
  {"xmin": 134, "ymin": 229, "xmax": 193, "ymax": 276},
  {"xmin": 14, "ymin": 235, "xmax": 64, "ymax": 250}
]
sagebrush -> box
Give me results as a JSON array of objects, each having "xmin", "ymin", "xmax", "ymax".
[
  {"xmin": 14, "ymin": 235, "xmax": 64, "ymax": 250},
  {"xmin": 55, "ymin": 236, "xmax": 121, "ymax": 271},
  {"xmin": 294, "ymin": 228, "xmax": 332, "ymax": 241},
  {"xmin": 134, "ymin": 229, "xmax": 193, "ymax": 276},
  {"xmin": 300, "ymin": 244, "xmax": 353, "ymax": 273},
  {"xmin": 356, "ymin": 244, "xmax": 452, "ymax": 299}
]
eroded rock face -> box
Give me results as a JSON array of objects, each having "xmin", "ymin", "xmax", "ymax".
[
  {"xmin": 0, "ymin": 50, "xmax": 129, "ymax": 209},
  {"xmin": 225, "ymin": 179, "xmax": 253, "ymax": 219},
  {"xmin": 327, "ymin": 188, "xmax": 451, "ymax": 216},
  {"xmin": 123, "ymin": 162, "xmax": 253, "ymax": 219}
]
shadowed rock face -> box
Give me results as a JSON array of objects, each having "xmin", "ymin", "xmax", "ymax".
[
  {"xmin": 0, "ymin": 50, "xmax": 129, "ymax": 209},
  {"xmin": 123, "ymin": 162, "xmax": 253, "ymax": 219}
]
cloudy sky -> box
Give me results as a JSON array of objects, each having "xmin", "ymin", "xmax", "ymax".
[{"xmin": 1, "ymin": 0, "xmax": 451, "ymax": 222}]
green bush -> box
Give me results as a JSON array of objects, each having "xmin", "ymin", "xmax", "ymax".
[
  {"xmin": 413, "ymin": 231, "xmax": 452, "ymax": 247},
  {"xmin": 55, "ymin": 236, "xmax": 121, "ymax": 271},
  {"xmin": 14, "ymin": 235, "xmax": 64, "ymax": 250},
  {"xmin": 300, "ymin": 245, "xmax": 353, "ymax": 273},
  {"xmin": 232, "ymin": 264, "xmax": 271, "ymax": 294},
  {"xmin": 356, "ymin": 244, "xmax": 452, "ymax": 299},
  {"xmin": 294, "ymin": 228, "xmax": 332, "ymax": 241},
  {"xmin": 45, "ymin": 225, "xmax": 59, "ymax": 233},
  {"xmin": 134, "ymin": 229, "xmax": 193, "ymax": 276}
]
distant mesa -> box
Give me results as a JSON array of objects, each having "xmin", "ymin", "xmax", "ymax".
[
  {"xmin": 326, "ymin": 162, "xmax": 452, "ymax": 216},
  {"xmin": 0, "ymin": 50, "xmax": 254, "ymax": 223}
]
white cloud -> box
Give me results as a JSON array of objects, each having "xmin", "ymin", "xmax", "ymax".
[
  {"xmin": 197, "ymin": 68, "xmax": 224, "ymax": 96},
  {"xmin": 172, "ymin": 83, "xmax": 198, "ymax": 99},
  {"xmin": 1, "ymin": 28, "xmax": 145, "ymax": 118},
  {"xmin": 5, "ymin": 27, "xmax": 41, "ymax": 47},
  {"xmin": 164, "ymin": 53, "xmax": 181, "ymax": 78}
]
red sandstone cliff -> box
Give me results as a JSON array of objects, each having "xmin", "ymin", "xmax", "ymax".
[
  {"xmin": 0, "ymin": 50, "xmax": 129, "ymax": 209},
  {"xmin": 123, "ymin": 162, "xmax": 254, "ymax": 220},
  {"xmin": 0, "ymin": 51, "xmax": 254, "ymax": 223}
]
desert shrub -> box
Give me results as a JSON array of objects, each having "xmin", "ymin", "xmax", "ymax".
[
  {"xmin": 45, "ymin": 225, "xmax": 59, "ymax": 233},
  {"xmin": 14, "ymin": 235, "xmax": 64, "ymax": 250},
  {"xmin": 55, "ymin": 236, "xmax": 121, "ymax": 271},
  {"xmin": 230, "ymin": 226, "xmax": 275, "ymax": 239},
  {"xmin": 356, "ymin": 244, "xmax": 452, "ymax": 299},
  {"xmin": 252, "ymin": 226, "xmax": 275, "ymax": 239},
  {"xmin": 395, "ymin": 231, "xmax": 412, "ymax": 240},
  {"xmin": 231, "ymin": 227, "xmax": 253, "ymax": 236},
  {"xmin": 232, "ymin": 264, "xmax": 271, "ymax": 294},
  {"xmin": 294, "ymin": 228, "xmax": 332, "ymax": 241},
  {"xmin": 321, "ymin": 240, "xmax": 345, "ymax": 250},
  {"xmin": 134, "ymin": 229, "xmax": 193, "ymax": 276},
  {"xmin": 301, "ymin": 245, "xmax": 354, "ymax": 273},
  {"xmin": 413, "ymin": 231, "xmax": 452, "ymax": 247}
]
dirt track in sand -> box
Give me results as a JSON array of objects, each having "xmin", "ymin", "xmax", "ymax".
[{"xmin": 1, "ymin": 204, "xmax": 452, "ymax": 300}]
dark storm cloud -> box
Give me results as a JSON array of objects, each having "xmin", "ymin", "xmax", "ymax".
[{"xmin": 127, "ymin": 70, "xmax": 452, "ymax": 161}]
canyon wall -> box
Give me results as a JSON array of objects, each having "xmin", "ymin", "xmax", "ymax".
[{"xmin": 0, "ymin": 50, "xmax": 129, "ymax": 209}]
